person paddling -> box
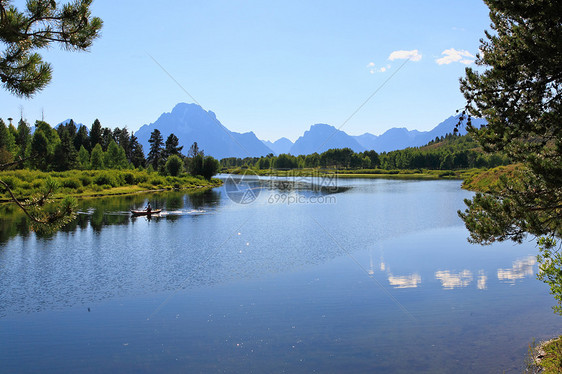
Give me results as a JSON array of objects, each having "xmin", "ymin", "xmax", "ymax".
[{"xmin": 146, "ymin": 202, "xmax": 152, "ymax": 213}]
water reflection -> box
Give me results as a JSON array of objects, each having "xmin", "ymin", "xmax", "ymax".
[
  {"xmin": 435, "ymin": 270, "xmax": 473, "ymax": 289},
  {"xmin": 388, "ymin": 273, "xmax": 422, "ymax": 288},
  {"xmin": 497, "ymin": 256, "xmax": 536, "ymax": 283},
  {"xmin": 0, "ymin": 189, "xmax": 221, "ymax": 242},
  {"xmin": 477, "ymin": 270, "xmax": 488, "ymax": 290}
]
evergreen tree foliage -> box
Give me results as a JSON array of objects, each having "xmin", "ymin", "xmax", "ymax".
[
  {"xmin": 188, "ymin": 154, "xmax": 203, "ymax": 176},
  {"xmin": 29, "ymin": 129, "xmax": 49, "ymax": 170},
  {"xmin": 201, "ymin": 156, "xmax": 220, "ymax": 180},
  {"xmin": 78, "ymin": 145, "xmax": 90, "ymax": 169},
  {"xmin": 74, "ymin": 125, "xmax": 90, "ymax": 152},
  {"xmin": 164, "ymin": 133, "xmax": 183, "ymax": 159},
  {"xmin": 90, "ymin": 143, "xmax": 104, "ymax": 170},
  {"xmin": 16, "ymin": 118, "xmax": 31, "ymax": 162},
  {"xmin": 89, "ymin": 119, "xmax": 102, "ymax": 148},
  {"xmin": 457, "ymin": 0, "xmax": 562, "ymax": 313},
  {"xmin": 100, "ymin": 127, "xmax": 112, "ymax": 151},
  {"xmin": 129, "ymin": 133, "xmax": 145, "ymax": 168},
  {"xmin": 0, "ymin": 0, "xmax": 103, "ymax": 97},
  {"xmin": 0, "ymin": 118, "xmax": 16, "ymax": 154},
  {"xmin": 103, "ymin": 139, "xmax": 128, "ymax": 169},
  {"xmin": 147, "ymin": 129, "xmax": 164, "ymax": 170},
  {"xmin": 53, "ymin": 130, "xmax": 78, "ymax": 171},
  {"xmin": 165, "ymin": 154, "xmax": 183, "ymax": 176}
]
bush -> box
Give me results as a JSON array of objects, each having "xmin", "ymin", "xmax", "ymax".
[
  {"xmin": 150, "ymin": 177, "xmax": 165, "ymax": 186},
  {"xmin": 123, "ymin": 172, "xmax": 135, "ymax": 185},
  {"xmin": 79, "ymin": 175, "xmax": 92, "ymax": 186},
  {"xmin": 165, "ymin": 155, "xmax": 184, "ymax": 176},
  {"xmin": 61, "ymin": 178, "xmax": 81, "ymax": 189},
  {"xmin": 2, "ymin": 176, "xmax": 17, "ymax": 190},
  {"xmin": 94, "ymin": 173, "xmax": 117, "ymax": 187}
]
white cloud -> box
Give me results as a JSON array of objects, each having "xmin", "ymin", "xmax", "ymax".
[
  {"xmin": 436, "ymin": 48, "xmax": 475, "ymax": 65},
  {"xmin": 388, "ymin": 49, "xmax": 422, "ymax": 62},
  {"xmin": 367, "ymin": 62, "xmax": 388, "ymax": 74}
]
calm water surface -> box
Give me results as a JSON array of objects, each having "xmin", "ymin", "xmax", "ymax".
[{"xmin": 0, "ymin": 177, "xmax": 559, "ymax": 373}]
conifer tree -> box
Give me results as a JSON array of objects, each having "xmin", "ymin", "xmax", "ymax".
[
  {"xmin": 147, "ymin": 129, "xmax": 164, "ymax": 170},
  {"xmin": 0, "ymin": 0, "xmax": 102, "ymax": 97}
]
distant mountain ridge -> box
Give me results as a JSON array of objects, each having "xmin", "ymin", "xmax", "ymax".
[
  {"xmin": 86, "ymin": 103, "xmax": 487, "ymax": 159},
  {"xmin": 289, "ymin": 123, "xmax": 365, "ymax": 155},
  {"xmin": 262, "ymin": 137, "xmax": 293, "ymax": 155},
  {"xmin": 351, "ymin": 114, "xmax": 486, "ymax": 153},
  {"xmin": 134, "ymin": 103, "xmax": 273, "ymax": 160}
]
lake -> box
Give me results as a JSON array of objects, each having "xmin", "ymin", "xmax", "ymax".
[{"xmin": 0, "ymin": 176, "xmax": 560, "ymax": 373}]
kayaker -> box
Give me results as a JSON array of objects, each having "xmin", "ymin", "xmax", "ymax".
[{"xmin": 146, "ymin": 202, "xmax": 152, "ymax": 213}]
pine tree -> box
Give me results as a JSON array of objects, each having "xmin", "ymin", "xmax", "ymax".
[
  {"xmin": 129, "ymin": 133, "xmax": 146, "ymax": 168},
  {"xmin": 164, "ymin": 133, "xmax": 183, "ymax": 160},
  {"xmin": 89, "ymin": 119, "xmax": 102, "ymax": 148},
  {"xmin": 16, "ymin": 119, "xmax": 31, "ymax": 162},
  {"xmin": 90, "ymin": 143, "xmax": 104, "ymax": 170},
  {"xmin": 0, "ymin": 0, "xmax": 102, "ymax": 97},
  {"xmin": 147, "ymin": 129, "xmax": 164, "ymax": 170},
  {"xmin": 53, "ymin": 130, "xmax": 78, "ymax": 171},
  {"xmin": 458, "ymin": 0, "xmax": 562, "ymax": 313},
  {"xmin": 74, "ymin": 125, "xmax": 90, "ymax": 152},
  {"xmin": 78, "ymin": 146, "xmax": 90, "ymax": 169}
]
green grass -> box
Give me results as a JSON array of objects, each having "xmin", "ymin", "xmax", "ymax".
[
  {"xmin": 527, "ymin": 337, "xmax": 562, "ymax": 373},
  {"xmin": 228, "ymin": 167, "xmax": 486, "ymax": 181},
  {"xmin": 461, "ymin": 164, "xmax": 522, "ymax": 192},
  {"xmin": 0, "ymin": 169, "xmax": 222, "ymax": 201}
]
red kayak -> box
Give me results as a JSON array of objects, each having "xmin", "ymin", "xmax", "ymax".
[{"xmin": 130, "ymin": 209, "xmax": 162, "ymax": 216}]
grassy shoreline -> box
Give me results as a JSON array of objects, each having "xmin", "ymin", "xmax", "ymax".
[
  {"xmin": 0, "ymin": 169, "xmax": 222, "ymax": 202},
  {"xmin": 227, "ymin": 167, "xmax": 486, "ymax": 183}
]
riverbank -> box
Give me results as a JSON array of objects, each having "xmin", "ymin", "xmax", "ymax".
[
  {"xmin": 0, "ymin": 169, "xmax": 222, "ymax": 202},
  {"xmin": 227, "ymin": 167, "xmax": 485, "ymax": 182},
  {"xmin": 460, "ymin": 164, "xmax": 522, "ymax": 192}
]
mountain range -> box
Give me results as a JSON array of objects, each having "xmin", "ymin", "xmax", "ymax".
[
  {"xmin": 134, "ymin": 103, "xmax": 272, "ymax": 160},
  {"xmin": 65, "ymin": 103, "xmax": 487, "ymax": 159}
]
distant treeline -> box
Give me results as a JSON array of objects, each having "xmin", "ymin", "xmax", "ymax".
[
  {"xmin": 221, "ymin": 133, "xmax": 510, "ymax": 170},
  {"xmin": 0, "ymin": 118, "xmax": 219, "ymax": 179}
]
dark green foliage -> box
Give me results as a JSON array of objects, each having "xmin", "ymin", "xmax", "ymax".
[
  {"xmin": 93, "ymin": 172, "xmax": 117, "ymax": 187},
  {"xmin": 90, "ymin": 143, "xmax": 104, "ymax": 170},
  {"xmin": 53, "ymin": 130, "xmax": 78, "ymax": 171},
  {"xmin": 457, "ymin": 0, "xmax": 562, "ymax": 313},
  {"xmin": 201, "ymin": 156, "xmax": 220, "ymax": 180},
  {"xmin": 188, "ymin": 154, "xmax": 203, "ymax": 177},
  {"xmin": 100, "ymin": 127, "xmax": 113, "ymax": 151},
  {"xmin": 459, "ymin": 0, "xmax": 562, "ymax": 245},
  {"xmin": 165, "ymin": 155, "xmax": 183, "ymax": 176},
  {"xmin": 129, "ymin": 133, "xmax": 145, "ymax": 168},
  {"xmin": 164, "ymin": 133, "xmax": 183, "ymax": 160},
  {"xmin": 15, "ymin": 119, "xmax": 31, "ymax": 161},
  {"xmin": 0, "ymin": 0, "xmax": 103, "ymax": 97},
  {"xmin": 89, "ymin": 119, "xmax": 102, "ymax": 148},
  {"xmin": 0, "ymin": 118, "xmax": 16, "ymax": 154},
  {"xmin": 147, "ymin": 129, "xmax": 164, "ymax": 170},
  {"xmin": 103, "ymin": 140, "xmax": 128, "ymax": 169},
  {"xmin": 74, "ymin": 125, "xmax": 90, "ymax": 152},
  {"xmin": 219, "ymin": 134, "xmax": 508, "ymax": 171}
]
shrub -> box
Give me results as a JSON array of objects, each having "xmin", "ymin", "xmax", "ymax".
[
  {"xmin": 61, "ymin": 178, "xmax": 81, "ymax": 189},
  {"xmin": 79, "ymin": 175, "xmax": 92, "ymax": 186},
  {"xmin": 123, "ymin": 172, "xmax": 135, "ymax": 185},
  {"xmin": 165, "ymin": 155, "xmax": 184, "ymax": 176},
  {"xmin": 94, "ymin": 173, "xmax": 117, "ymax": 187},
  {"xmin": 150, "ymin": 177, "xmax": 165, "ymax": 186}
]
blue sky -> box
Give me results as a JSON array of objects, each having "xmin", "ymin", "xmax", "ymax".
[{"xmin": 0, "ymin": 0, "xmax": 491, "ymax": 142}]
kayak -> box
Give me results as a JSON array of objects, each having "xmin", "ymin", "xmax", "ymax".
[{"xmin": 130, "ymin": 209, "xmax": 162, "ymax": 216}]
